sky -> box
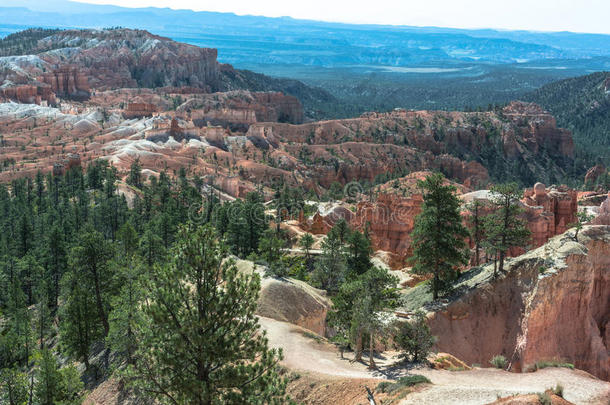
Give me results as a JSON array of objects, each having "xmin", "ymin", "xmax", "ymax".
[{"xmin": 71, "ymin": 0, "xmax": 610, "ymax": 34}]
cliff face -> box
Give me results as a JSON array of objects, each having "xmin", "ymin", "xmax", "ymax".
[
  {"xmin": 502, "ymin": 101, "xmax": 574, "ymax": 159},
  {"xmin": 522, "ymin": 183, "xmax": 578, "ymax": 248},
  {"xmin": 0, "ymin": 29, "xmax": 221, "ymax": 104},
  {"xmin": 427, "ymin": 226, "xmax": 610, "ymax": 380}
]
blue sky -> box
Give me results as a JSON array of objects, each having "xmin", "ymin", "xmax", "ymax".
[{"xmin": 68, "ymin": 0, "xmax": 610, "ymax": 34}]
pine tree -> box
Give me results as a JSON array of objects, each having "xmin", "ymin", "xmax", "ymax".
[
  {"xmin": 483, "ymin": 183, "xmax": 531, "ymax": 276},
  {"xmin": 0, "ymin": 367, "xmax": 29, "ymax": 405},
  {"xmin": 394, "ymin": 310, "xmax": 436, "ymax": 363},
  {"xmin": 127, "ymin": 158, "xmax": 143, "ymax": 189},
  {"xmin": 60, "ymin": 268, "xmax": 102, "ymax": 370},
  {"xmin": 34, "ymin": 349, "xmax": 83, "ymax": 405},
  {"xmin": 34, "ymin": 349, "xmax": 62, "ymax": 405},
  {"xmin": 410, "ymin": 173, "xmax": 469, "ymax": 299},
  {"xmin": 68, "ymin": 227, "xmax": 115, "ymax": 337},
  {"xmin": 258, "ymin": 229, "xmax": 287, "ymax": 277},
  {"xmin": 346, "ymin": 230, "xmax": 373, "ymax": 279},
  {"xmin": 299, "ymin": 233, "xmax": 314, "ymax": 270},
  {"xmin": 128, "ymin": 224, "xmax": 287, "ymax": 404},
  {"xmin": 329, "ymin": 266, "xmax": 398, "ymax": 366},
  {"xmin": 312, "ymin": 228, "xmax": 347, "ymax": 293},
  {"xmin": 107, "ymin": 260, "xmax": 145, "ymax": 366}
]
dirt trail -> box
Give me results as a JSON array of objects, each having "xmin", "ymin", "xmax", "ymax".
[
  {"xmin": 260, "ymin": 317, "xmax": 610, "ymax": 405},
  {"xmin": 259, "ymin": 317, "xmax": 377, "ymax": 379},
  {"xmin": 402, "ymin": 368, "xmax": 610, "ymax": 405}
]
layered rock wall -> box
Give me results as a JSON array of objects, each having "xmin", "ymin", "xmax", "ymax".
[{"xmin": 428, "ymin": 226, "xmax": 610, "ymax": 380}]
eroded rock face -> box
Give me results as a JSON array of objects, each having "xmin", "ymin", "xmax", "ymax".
[
  {"xmin": 257, "ymin": 277, "xmax": 331, "ymax": 336},
  {"xmin": 0, "ymin": 29, "xmax": 222, "ymax": 104},
  {"xmin": 428, "ymin": 226, "xmax": 610, "ymax": 380},
  {"xmin": 522, "ymin": 184, "xmax": 578, "ymax": 248},
  {"xmin": 353, "ymin": 192, "xmax": 422, "ymax": 268},
  {"xmin": 592, "ymin": 193, "xmax": 610, "ymax": 226},
  {"xmin": 585, "ymin": 164, "xmax": 606, "ymax": 186},
  {"xmin": 502, "ymin": 101, "xmax": 574, "ymax": 159}
]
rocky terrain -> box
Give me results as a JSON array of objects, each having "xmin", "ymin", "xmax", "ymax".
[
  {"xmin": 1, "ymin": 27, "xmax": 609, "ymax": 405},
  {"xmin": 0, "ymin": 28, "xmax": 334, "ymax": 115}
]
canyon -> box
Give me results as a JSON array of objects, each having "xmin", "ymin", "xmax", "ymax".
[{"xmin": 1, "ymin": 27, "xmax": 609, "ymax": 404}]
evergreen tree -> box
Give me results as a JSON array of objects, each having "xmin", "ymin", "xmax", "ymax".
[
  {"xmin": 226, "ymin": 192, "xmax": 267, "ymax": 257},
  {"xmin": 128, "ymin": 224, "xmax": 287, "ymax": 404},
  {"xmin": 0, "ymin": 367, "xmax": 29, "ymax": 405},
  {"xmin": 34, "ymin": 349, "xmax": 62, "ymax": 405},
  {"xmin": 571, "ymin": 210, "xmax": 594, "ymax": 242},
  {"xmin": 258, "ymin": 229, "xmax": 287, "ymax": 277},
  {"xmin": 68, "ymin": 227, "xmax": 115, "ymax": 337},
  {"xmin": 34, "ymin": 349, "xmax": 83, "ymax": 405},
  {"xmin": 107, "ymin": 260, "xmax": 145, "ymax": 366},
  {"xmin": 483, "ymin": 183, "xmax": 531, "ymax": 276},
  {"xmin": 328, "ymin": 266, "xmax": 398, "ymax": 366},
  {"xmin": 127, "ymin": 158, "xmax": 143, "ymax": 189},
  {"xmin": 311, "ymin": 227, "xmax": 347, "ymax": 293},
  {"xmin": 394, "ymin": 310, "xmax": 436, "ymax": 363},
  {"xmin": 410, "ymin": 173, "xmax": 469, "ymax": 299},
  {"xmin": 346, "ymin": 230, "xmax": 373, "ymax": 279},
  {"xmin": 60, "ymin": 269, "xmax": 102, "ymax": 370},
  {"xmin": 299, "ymin": 233, "xmax": 314, "ymax": 270}
]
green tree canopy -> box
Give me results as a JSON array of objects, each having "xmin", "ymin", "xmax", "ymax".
[
  {"xmin": 410, "ymin": 173, "xmax": 469, "ymax": 299},
  {"xmin": 128, "ymin": 224, "xmax": 287, "ymax": 404}
]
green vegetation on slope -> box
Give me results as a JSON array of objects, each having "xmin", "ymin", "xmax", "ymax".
[
  {"xmin": 0, "ymin": 27, "xmax": 61, "ymax": 56},
  {"xmin": 527, "ymin": 71, "xmax": 610, "ymax": 167}
]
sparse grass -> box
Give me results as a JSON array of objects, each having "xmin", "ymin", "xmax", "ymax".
[
  {"xmin": 526, "ymin": 360, "xmax": 574, "ymax": 372},
  {"xmin": 302, "ymin": 331, "xmax": 324, "ymax": 344},
  {"xmin": 376, "ymin": 375, "xmax": 431, "ymax": 394},
  {"xmin": 448, "ymin": 366, "xmax": 466, "ymax": 371},
  {"xmin": 490, "ymin": 355, "xmax": 508, "ymax": 369}
]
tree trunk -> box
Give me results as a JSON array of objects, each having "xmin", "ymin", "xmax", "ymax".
[
  {"xmin": 498, "ymin": 250, "xmax": 505, "ymax": 274},
  {"xmin": 92, "ymin": 265, "xmax": 109, "ymax": 337},
  {"xmin": 354, "ymin": 331, "xmax": 363, "ymax": 361},
  {"xmin": 432, "ymin": 273, "xmax": 439, "ymax": 300},
  {"xmin": 368, "ymin": 332, "xmax": 376, "ymax": 369}
]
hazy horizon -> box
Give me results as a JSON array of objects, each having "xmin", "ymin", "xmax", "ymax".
[{"xmin": 4, "ymin": 0, "xmax": 610, "ymax": 35}]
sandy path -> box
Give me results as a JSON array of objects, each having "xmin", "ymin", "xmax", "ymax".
[
  {"xmin": 402, "ymin": 368, "xmax": 610, "ymax": 405},
  {"xmin": 259, "ymin": 316, "xmax": 378, "ymax": 379},
  {"xmin": 260, "ymin": 317, "xmax": 610, "ymax": 405}
]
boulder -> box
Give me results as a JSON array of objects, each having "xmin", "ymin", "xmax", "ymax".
[{"xmin": 257, "ymin": 277, "xmax": 331, "ymax": 336}]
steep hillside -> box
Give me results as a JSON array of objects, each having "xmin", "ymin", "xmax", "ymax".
[{"xmin": 527, "ymin": 71, "xmax": 610, "ymax": 166}]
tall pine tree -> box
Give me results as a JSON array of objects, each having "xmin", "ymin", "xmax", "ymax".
[{"xmin": 410, "ymin": 173, "xmax": 469, "ymax": 299}]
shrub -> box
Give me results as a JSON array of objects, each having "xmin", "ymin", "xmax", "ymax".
[
  {"xmin": 376, "ymin": 375, "xmax": 431, "ymax": 394},
  {"xmin": 490, "ymin": 355, "xmax": 508, "ymax": 369},
  {"xmin": 537, "ymin": 392, "xmax": 552, "ymax": 405},
  {"xmin": 527, "ymin": 360, "xmax": 574, "ymax": 372},
  {"xmin": 395, "ymin": 310, "xmax": 436, "ymax": 363},
  {"xmin": 553, "ymin": 384, "xmax": 564, "ymax": 398}
]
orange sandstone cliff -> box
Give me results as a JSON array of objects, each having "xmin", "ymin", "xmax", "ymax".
[{"xmin": 425, "ymin": 226, "xmax": 610, "ymax": 380}]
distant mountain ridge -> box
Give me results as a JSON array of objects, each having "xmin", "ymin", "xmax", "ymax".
[{"xmin": 3, "ymin": 0, "xmax": 610, "ymax": 67}]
